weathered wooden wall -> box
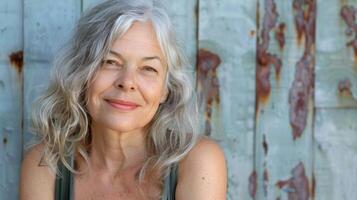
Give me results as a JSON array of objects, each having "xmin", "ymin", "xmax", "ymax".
[
  {"xmin": 0, "ymin": 1, "xmax": 23, "ymax": 199},
  {"xmin": 1, "ymin": 0, "xmax": 357, "ymax": 199}
]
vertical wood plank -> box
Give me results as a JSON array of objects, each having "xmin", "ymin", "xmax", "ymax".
[
  {"xmin": 23, "ymin": 1, "xmax": 81, "ymax": 145},
  {"xmin": 315, "ymin": 1, "xmax": 357, "ymax": 199},
  {"xmin": 0, "ymin": 1, "xmax": 23, "ymax": 199},
  {"xmin": 316, "ymin": 0, "xmax": 357, "ymax": 108},
  {"xmin": 161, "ymin": 0, "xmax": 198, "ymax": 69},
  {"xmin": 255, "ymin": 0, "xmax": 314, "ymax": 199},
  {"xmin": 199, "ymin": 0, "xmax": 256, "ymax": 198},
  {"xmin": 314, "ymin": 109, "xmax": 357, "ymax": 200}
]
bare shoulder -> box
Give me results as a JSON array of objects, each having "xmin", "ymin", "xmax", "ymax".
[
  {"xmin": 20, "ymin": 143, "xmax": 55, "ymax": 200},
  {"xmin": 176, "ymin": 136, "xmax": 227, "ymax": 200}
]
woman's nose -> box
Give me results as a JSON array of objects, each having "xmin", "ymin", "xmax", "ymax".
[{"xmin": 114, "ymin": 68, "xmax": 136, "ymax": 91}]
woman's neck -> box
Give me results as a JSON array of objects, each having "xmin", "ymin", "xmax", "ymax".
[{"xmin": 87, "ymin": 123, "xmax": 148, "ymax": 179}]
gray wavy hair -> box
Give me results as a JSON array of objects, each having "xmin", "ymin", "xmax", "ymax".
[{"xmin": 29, "ymin": 0, "xmax": 199, "ymax": 187}]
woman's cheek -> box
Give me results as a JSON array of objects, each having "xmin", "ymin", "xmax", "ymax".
[{"xmin": 139, "ymin": 79, "xmax": 165, "ymax": 103}]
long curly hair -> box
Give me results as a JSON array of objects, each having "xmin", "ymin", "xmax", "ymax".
[{"xmin": 29, "ymin": 0, "xmax": 199, "ymax": 190}]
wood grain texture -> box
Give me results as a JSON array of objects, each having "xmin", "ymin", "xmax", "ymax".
[
  {"xmin": 198, "ymin": 0, "xmax": 256, "ymax": 198},
  {"xmin": 314, "ymin": 108, "xmax": 357, "ymax": 200},
  {"xmin": 82, "ymin": 0, "xmax": 103, "ymax": 11},
  {"xmin": 0, "ymin": 1, "xmax": 23, "ymax": 199},
  {"xmin": 161, "ymin": 0, "xmax": 198, "ymax": 70},
  {"xmin": 316, "ymin": 0, "xmax": 357, "ymax": 108},
  {"xmin": 23, "ymin": 0, "xmax": 81, "ymax": 145},
  {"xmin": 255, "ymin": 0, "xmax": 314, "ymax": 199},
  {"xmin": 1, "ymin": 0, "xmax": 357, "ymax": 199}
]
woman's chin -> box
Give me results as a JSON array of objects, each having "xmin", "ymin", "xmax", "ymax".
[{"xmin": 101, "ymin": 122, "xmax": 145, "ymax": 134}]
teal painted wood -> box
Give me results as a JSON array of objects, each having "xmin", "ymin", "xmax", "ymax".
[
  {"xmin": 23, "ymin": 0, "xmax": 81, "ymax": 145},
  {"xmin": 314, "ymin": 109, "xmax": 357, "ymax": 200},
  {"xmin": 82, "ymin": 0, "xmax": 103, "ymax": 11},
  {"xmin": 0, "ymin": 0, "xmax": 356, "ymax": 199},
  {"xmin": 0, "ymin": 1, "xmax": 23, "ymax": 199},
  {"xmin": 255, "ymin": 0, "xmax": 314, "ymax": 199},
  {"xmin": 0, "ymin": 0, "xmax": 23, "ymax": 200},
  {"xmin": 316, "ymin": 0, "xmax": 357, "ymax": 108},
  {"xmin": 161, "ymin": 0, "xmax": 198, "ymax": 70},
  {"xmin": 315, "ymin": 1, "xmax": 357, "ymax": 200},
  {"xmin": 198, "ymin": 0, "xmax": 256, "ymax": 199}
]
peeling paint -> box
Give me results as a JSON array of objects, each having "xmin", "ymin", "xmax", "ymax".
[
  {"xmin": 275, "ymin": 23, "xmax": 286, "ymax": 50},
  {"xmin": 289, "ymin": 0, "xmax": 316, "ymax": 140},
  {"xmin": 276, "ymin": 162, "xmax": 310, "ymax": 200},
  {"xmin": 256, "ymin": 0, "xmax": 282, "ymax": 105},
  {"xmin": 263, "ymin": 134, "xmax": 268, "ymax": 155},
  {"xmin": 196, "ymin": 49, "xmax": 221, "ymax": 135},
  {"xmin": 341, "ymin": 5, "xmax": 357, "ymax": 58},
  {"xmin": 9, "ymin": 51, "xmax": 24, "ymax": 73},
  {"xmin": 250, "ymin": 30, "xmax": 256, "ymax": 37},
  {"xmin": 338, "ymin": 78, "xmax": 356, "ymax": 99},
  {"xmin": 3, "ymin": 137, "xmax": 7, "ymax": 145},
  {"xmin": 264, "ymin": 169, "xmax": 269, "ymax": 195},
  {"xmin": 338, "ymin": 78, "xmax": 352, "ymax": 93},
  {"xmin": 293, "ymin": 1, "xmax": 304, "ymax": 44},
  {"xmin": 249, "ymin": 170, "xmax": 257, "ymax": 198}
]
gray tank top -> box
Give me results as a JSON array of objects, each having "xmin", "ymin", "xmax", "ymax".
[{"xmin": 54, "ymin": 160, "xmax": 178, "ymax": 200}]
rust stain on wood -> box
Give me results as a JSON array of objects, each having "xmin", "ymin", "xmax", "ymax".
[
  {"xmin": 250, "ymin": 30, "xmax": 256, "ymax": 38},
  {"xmin": 9, "ymin": 51, "xmax": 24, "ymax": 73},
  {"xmin": 341, "ymin": 5, "xmax": 357, "ymax": 60},
  {"xmin": 276, "ymin": 162, "xmax": 310, "ymax": 200},
  {"xmin": 196, "ymin": 49, "xmax": 221, "ymax": 135},
  {"xmin": 256, "ymin": 0, "xmax": 282, "ymax": 107},
  {"xmin": 312, "ymin": 172, "xmax": 316, "ymax": 199},
  {"xmin": 338, "ymin": 78, "xmax": 352, "ymax": 93},
  {"xmin": 249, "ymin": 170, "xmax": 257, "ymax": 198},
  {"xmin": 289, "ymin": 0, "xmax": 316, "ymax": 140},
  {"xmin": 275, "ymin": 23, "xmax": 286, "ymax": 50},
  {"xmin": 338, "ymin": 78, "xmax": 356, "ymax": 99}
]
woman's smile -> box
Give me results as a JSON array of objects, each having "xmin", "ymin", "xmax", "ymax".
[
  {"xmin": 86, "ymin": 21, "xmax": 168, "ymax": 133},
  {"xmin": 105, "ymin": 98, "xmax": 140, "ymax": 111}
]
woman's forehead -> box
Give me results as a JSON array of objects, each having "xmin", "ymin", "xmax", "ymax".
[
  {"xmin": 109, "ymin": 21, "xmax": 166, "ymax": 64},
  {"xmin": 121, "ymin": 21, "xmax": 158, "ymax": 42}
]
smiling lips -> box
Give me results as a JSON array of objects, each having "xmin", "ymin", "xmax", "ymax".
[{"xmin": 105, "ymin": 99, "xmax": 140, "ymax": 111}]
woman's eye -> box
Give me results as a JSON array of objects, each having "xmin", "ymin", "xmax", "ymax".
[
  {"xmin": 102, "ymin": 59, "xmax": 123, "ymax": 68},
  {"xmin": 143, "ymin": 66, "xmax": 158, "ymax": 73}
]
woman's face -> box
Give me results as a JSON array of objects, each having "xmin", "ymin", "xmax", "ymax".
[{"xmin": 86, "ymin": 21, "xmax": 168, "ymax": 134}]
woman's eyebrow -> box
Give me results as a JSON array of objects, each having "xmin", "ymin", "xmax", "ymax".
[
  {"xmin": 142, "ymin": 56, "xmax": 162, "ymax": 63},
  {"xmin": 109, "ymin": 50, "xmax": 162, "ymax": 63},
  {"xmin": 109, "ymin": 50, "xmax": 124, "ymax": 60}
]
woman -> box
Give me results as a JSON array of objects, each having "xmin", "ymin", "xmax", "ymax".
[{"xmin": 20, "ymin": 0, "xmax": 227, "ymax": 199}]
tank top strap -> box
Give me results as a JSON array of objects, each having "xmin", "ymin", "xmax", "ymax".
[
  {"xmin": 55, "ymin": 157, "xmax": 178, "ymax": 200},
  {"xmin": 161, "ymin": 163, "xmax": 179, "ymax": 200},
  {"xmin": 54, "ymin": 157, "xmax": 74, "ymax": 200}
]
